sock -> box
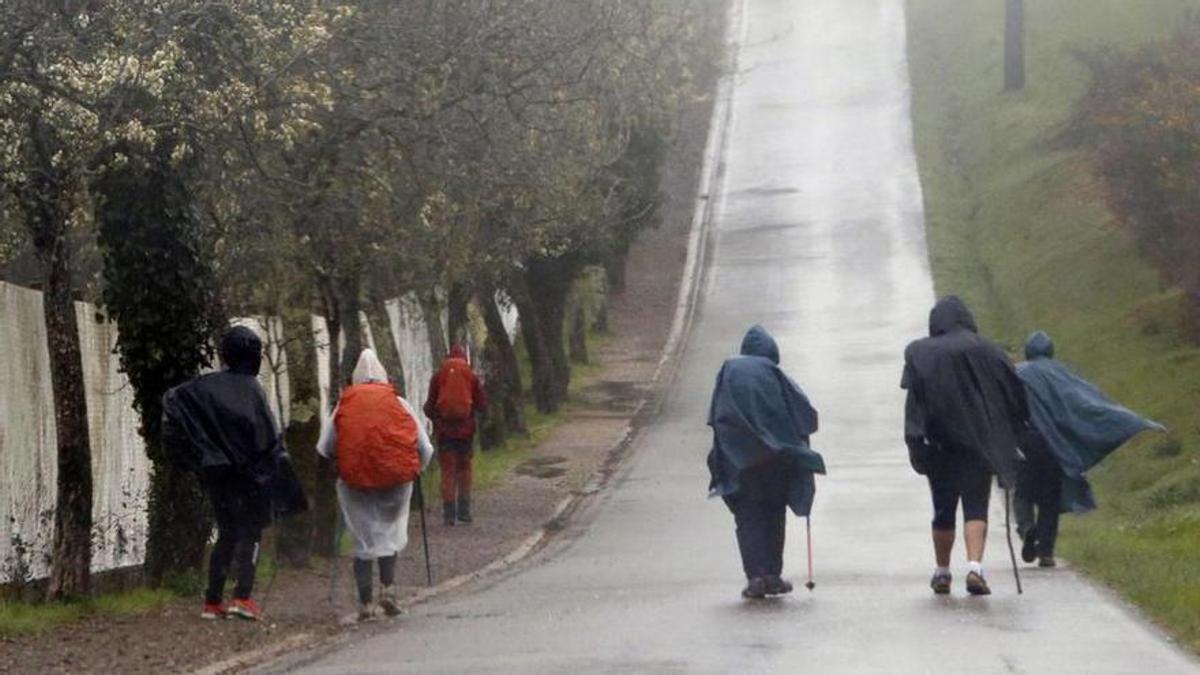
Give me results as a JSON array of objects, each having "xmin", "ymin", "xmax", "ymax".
[
  {"xmin": 935, "ymin": 566, "xmax": 950, "ymax": 576},
  {"xmin": 967, "ymin": 560, "xmax": 984, "ymax": 576}
]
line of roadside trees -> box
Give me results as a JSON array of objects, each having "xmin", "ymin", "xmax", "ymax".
[{"xmin": 0, "ymin": 0, "xmax": 723, "ymax": 600}]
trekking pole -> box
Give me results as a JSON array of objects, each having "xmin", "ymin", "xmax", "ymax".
[
  {"xmin": 415, "ymin": 475, "xmax": 433, "ymax": 586},
  {"xmin": 804, "ymin": 516, "xmax": 816, "ymax": 591},
  {"xmin": 1004, "ymin": 488, "xmax": 1024, "ymax": 595}
]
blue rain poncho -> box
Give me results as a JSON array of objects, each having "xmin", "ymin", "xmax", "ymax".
[
  {"xmin": 1018, "ymin": 331, "xmax": 1164, "ymax": 513},
  {"xmin": 707, "ymin": 326, "xmax": 826, "ymax": 516}
]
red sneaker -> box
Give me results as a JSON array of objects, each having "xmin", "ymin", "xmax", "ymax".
[
  {"xmin": 201, "ymin": 601, "xmax": 227, "ymax": 620},
  {"xmin": 227, "ymin": 597, "xmax": 262, "ymax": 621}
]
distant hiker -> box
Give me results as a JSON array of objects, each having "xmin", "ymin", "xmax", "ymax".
[
  {"xmin": 163, "ymin": 326, "xmax": 298, "ymax": 621},
  {"xmin": 707, "ymin": 325, "xmax": 826, "ymax": 599},
  {"xmin": 424, "ymin": 344, "xmax": 488, "ymax": 526},
  {"xmin": 902, "ymin": 296, "xmax": 1029, "ymax": 596},
  {"xmin": 318, "ymin": 349, "xmax": 433, "ymax": 621},
  {"xmin": 1015, "ymin": 331, "xmax": 1164, "ymax": 568}
]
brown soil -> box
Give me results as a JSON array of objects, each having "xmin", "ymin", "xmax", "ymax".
[{"xmin": 0, "ymin": 91, "xmax": 714, "ymax": 675}]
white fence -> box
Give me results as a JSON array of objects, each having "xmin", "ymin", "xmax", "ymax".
[{"xmin": 0, "ymin": 281, "xmax": 513, "ymax": 583}]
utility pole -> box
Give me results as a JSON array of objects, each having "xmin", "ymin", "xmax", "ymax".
[{"xmin": 1004, "ymin": 0, "xmax": 1026, "ymax": 91}]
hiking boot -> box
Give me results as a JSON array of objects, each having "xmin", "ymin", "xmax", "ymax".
[
  {"xmin": 457, "ymin": 495, "xmax": 472, "ymax": 524},
  {"xmin": 357, "ymin": 602, "xmax": 377, "ymax": 622},
  {"xmin": 765, "ymin": 576, "xmax": 794, "ymax": 595},
  {"xmin": 742, "ymin": 577, "xmax": 769, "ymax": 600},
  {"xmin": 930, "ymin": 571, "xmax": 952, "ymax": 595},
  {"xmin": 379, "ymin": 585, "xmax": 403, "ymax": 617},
  {"xmin": 965, "ymin": 571, "xmax": 991, "ymax": 596},
  {"xmin": 228, "ymin": 597, "xmax": 263, "ymax": 621},
  {"xmin": 201, "ymin": 601, "xmax": 227, "ymax": 620},
  {"xmin": 1038, "ymin": 556, "xmax": 1057, "ymax": 568},
  {"xmin": 443, "ymin": 503, "xmax": 456, "ymax": 526},
  {"xmin": 1021, "ymin": 531, "xmax": 1038, "ymax": 564}
]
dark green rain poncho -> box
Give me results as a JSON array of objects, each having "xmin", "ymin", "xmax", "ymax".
[
  {"xmin": 707, "ymin": 326, "xmax": 826, "ymax": 516},
  {"xmin": 1018, "ymin": 331, "xmax": 1164, "ymax": 513}
]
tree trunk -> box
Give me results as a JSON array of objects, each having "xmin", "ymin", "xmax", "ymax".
[
  {"xmin": 144, "ymin": 464, "xmax": 210, "ymax": 587},
  {"xmin": 478, "ymin": 284, "xmax": 526, "ymax": 444},
  {"xmin": 525, "ymin": 259, "xmax": 575, "ymax": 407},
  {"xmin": 446, "ymin": 282, "xmax": 471, "ymax": 348},
  {"xmin": 509, "ymin": 275, "xmax": 557, "ymax": 413},
  {"xmin": 604, "ymin": 248, "xmax": 628, "ymax": 295},
  {"xmin": 312, "ymin": 284, "xmax": 342, "ymax": 558},
  {"xmin": 39, "ymin": 225, "xmax": 93, "ymax": 599},
  {"xmin": 92, "ymin": 144, "xmax": 222, "ymax": 587},
  {"xmin": 21, "ymin": 124, "xmax": 94, "ymax": 599},
  {"xmin": 1004, "ymin": 0, "xmax": 1026, "ymax": 91},
  {"xmin": 570, "ymin": 304, "xmax": 589, "ymax": 365},
  {"xmin": 420, "ymin": 290, "xmax": 448, "ymax": 366},
  {"xmin": 337, "ymin": 275, "xmax": 364, "ymax": 388},
  {"xmin": 277, "ymin": 306, "xmax": 321, "ymax": 568},
  {"xmin": 367, "ymin": 297, "xmax": 407, "ymax": 396}
]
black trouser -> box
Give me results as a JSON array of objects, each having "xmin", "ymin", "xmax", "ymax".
[
  {"xmin": 723, "ymin": 456, "xmax": 791, "ymax": 580},
  {"xmin": 202, "ymin": 467, "xmax": 270, "ymax": 604},
  {"xmin": 1015, "ymin": 433, "xmax": 1063, "ymax": 557},
  {"xmin": 353, "ymin": 555, "xmax": 397, "ymax": 604}
]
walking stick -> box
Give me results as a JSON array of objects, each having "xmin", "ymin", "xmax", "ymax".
[
  {"xmin": 1004, "ymin": 488, "xmax": 1024, "ymax": 595},
  {"xmin": 415, "ymin": 475, "xmax": 433, "ymax": 586},
  {"xmin": 804, "ymin": 515, "xmax": 816, "ymax": 591}
]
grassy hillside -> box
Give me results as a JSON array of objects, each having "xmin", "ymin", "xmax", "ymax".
[{"xmin": 906, "ymin": 0, "xmax": 1200, "ymax": 648}]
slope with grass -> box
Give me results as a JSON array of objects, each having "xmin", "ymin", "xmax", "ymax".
[{"xmin": 906, "ymin": 0, "xmax": 1200, "ymax": 650}]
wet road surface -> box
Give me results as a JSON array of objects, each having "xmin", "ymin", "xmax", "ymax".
[{"xmin": 296, "ymin": 0, "xmax": 1199, "ymax": 672}]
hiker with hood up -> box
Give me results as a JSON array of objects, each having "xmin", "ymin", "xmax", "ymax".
[
  {"xmin": 902, "ymin": 296, "xmax": 1030, "ymax": 596},
  {"xmin": 163, "ymin": 326, "xmax": 296, "ymax": 621},
  {"xmin": 1015, "ymin": 330, "xmax": 1164, "ymax": 567},
  {"xmin": 424, "ymin": 344, "xmax": 488, "ymax": 526},
  {"xmin": 707, "ymin": 325, "xmax": 826, "ymax": 599},
  {"xmin": 318, "ymin": 349, "xmax": 434, "ymax": 621}
]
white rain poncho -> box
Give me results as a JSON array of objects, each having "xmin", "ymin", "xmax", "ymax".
[{"xmin": 317, "ymin": 349, "xmax": 433, "ymax": 560}]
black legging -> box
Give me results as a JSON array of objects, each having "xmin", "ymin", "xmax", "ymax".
[
  {"xmin": 203, "ymin": 467, "xmax": 270, "ymax": 604},
  {"xmin": 353, "ymin": 555, "xmax": 397, "ymax": 604}
]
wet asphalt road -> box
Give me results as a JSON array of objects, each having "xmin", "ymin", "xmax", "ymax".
[{"xmin": 296, "ymin": 0, "xmax": 1199, "ymax": 672}]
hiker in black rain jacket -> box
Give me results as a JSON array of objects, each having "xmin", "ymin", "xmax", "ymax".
[
  {"xmin": 162, "ymin": 326, "xmax": 293, "ymax": 621},
  {"xmin": 1015, "ymin": 330, "xmax": 1164, "ymax": 567},
  {"xmin": 902, "ymin": 296, "xmax": 1030, "ymax": 596},
  {"xmin": 708, "ymin": 325, "xmax": 826, "ymax": 599}
]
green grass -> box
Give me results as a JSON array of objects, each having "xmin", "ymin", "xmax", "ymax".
[
  {"xmin": 0, "ymin": 587, "xmax": 175, "ymax": 637},
  {"xmin": 907, "ymin": 0, "xmax": 1200, "ymax": 650}
]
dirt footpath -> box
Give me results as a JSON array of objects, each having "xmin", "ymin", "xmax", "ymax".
[{"xmin": 0, "ymin": 92, "xmax": 711, "ymax": 675}]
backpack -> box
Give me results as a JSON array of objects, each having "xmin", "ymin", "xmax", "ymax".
[
  {"xmin": 436, "ymin": 359, "xmax": 474, "ymax": 422},
  {"xmin": 334, "ymin": 383, "xmax": 421, "ymax": 490}
]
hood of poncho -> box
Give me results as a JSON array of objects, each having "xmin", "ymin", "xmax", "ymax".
[
  {"xmin": 929, "ymin": 295, "xmax": 978, "ymax": 336},
  {"xmin": 221, "ymin": 326, "xmax": 263, "ymax": 376}
]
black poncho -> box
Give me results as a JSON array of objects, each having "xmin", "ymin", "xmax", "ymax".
[
  {"xmin": 1018, "ymin": 331, "xmax": 1164, "ymax": 512},
  {"xmin": 162, "ymin": 327, "xmax": 282, "ymax": 481},
  {"xmin": 707, "ymin": 326, "xmax": 826, "ymax": 516},
  {"xmin": 902, "ymin": 297, "xmax": 1029, "ymax": 488}
]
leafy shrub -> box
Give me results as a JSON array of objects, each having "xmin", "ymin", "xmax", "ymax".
[{"xmin": 1072, "ymin": 15, "xmax": 1200, "ymax": 333}]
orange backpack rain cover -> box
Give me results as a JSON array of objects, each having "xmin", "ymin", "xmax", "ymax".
[
  {"xmin": 436, "ymin": 360, "xmax": 474, "ymax": 422},
  {"xmin": 335, "ymin": 383, "xmax": 421, "ymax": 490}
]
